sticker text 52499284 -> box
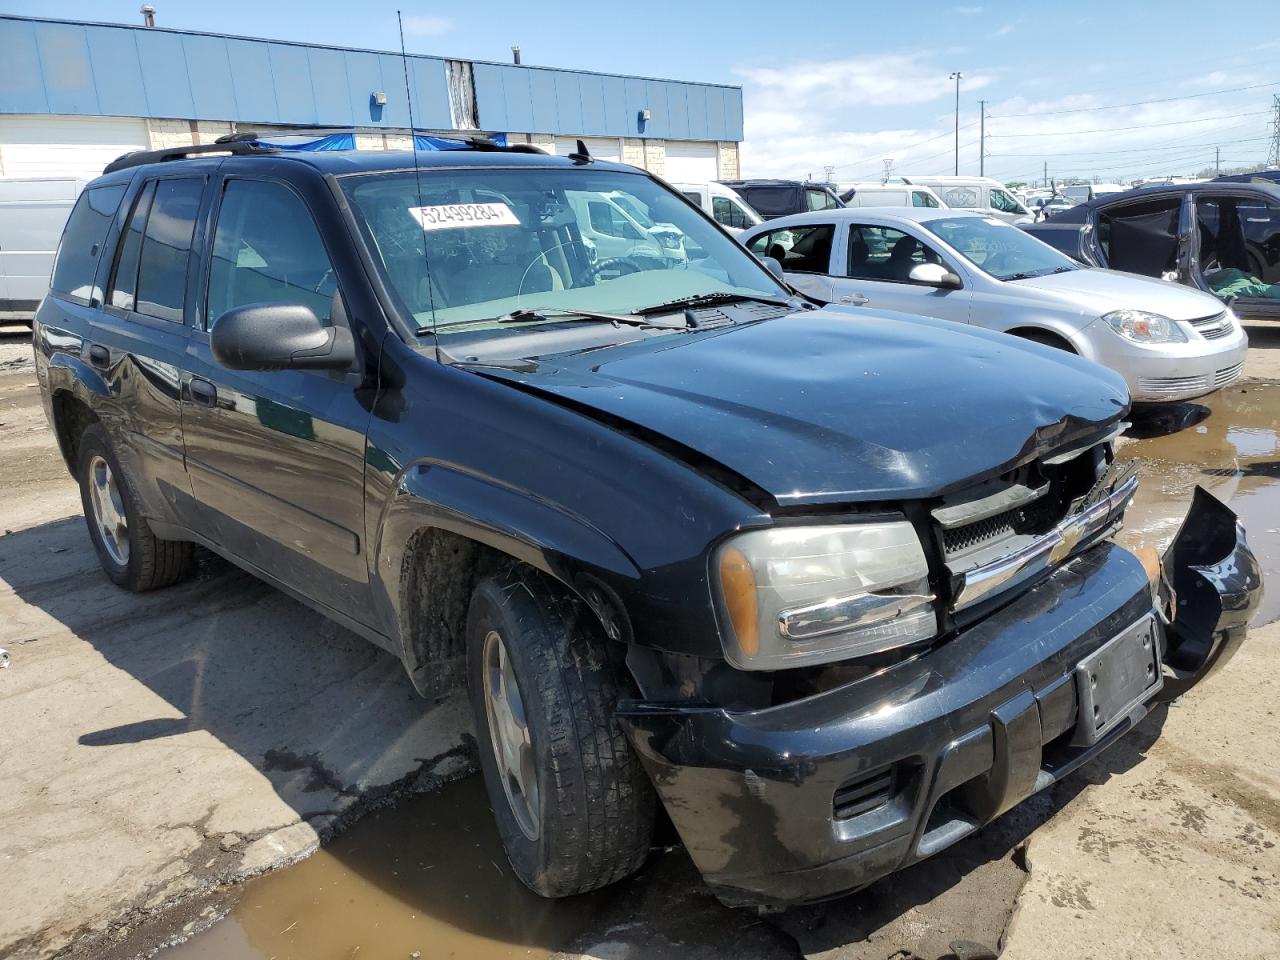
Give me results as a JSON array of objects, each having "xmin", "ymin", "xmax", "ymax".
[{"xmin": 409, "ymin": 203, "xmax": 521, "ymax": 231}]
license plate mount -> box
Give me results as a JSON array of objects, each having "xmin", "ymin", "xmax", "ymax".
[{"xmin": 1072, "ymin": 614, "xmax": 1162, "ymax": 747}]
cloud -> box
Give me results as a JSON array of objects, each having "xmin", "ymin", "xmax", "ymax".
[
  {"xmin": 401, "ymin": 15, "xmax": 452, "ymax": 36},
  {"xmin": 953, "ymin": 5, "xmax": 984, "ymax": 13},
  {"xmin": 734, "ymin": 52, "xmax": 993, "ymax": 180},
  {"xmin": 995, "ymin": 22, "xmax": 1016, "ymax": 36}
]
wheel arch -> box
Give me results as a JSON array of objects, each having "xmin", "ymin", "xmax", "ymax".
[
  {"xmin": 374, "ymin": 460, "xmax": 643, "ymax": 700},
  {"xmin": 49, "ymin": 388, "xmax": 102, "ymax": 473},
  {"xmin": 1005, "ymin": 324, "xmax": 1079, "ymax": 354}
]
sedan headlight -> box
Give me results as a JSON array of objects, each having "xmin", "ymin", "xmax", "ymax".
[
  {"xmin": 714, "ymin": 521, "xmax": 936, "ymax": 670},
  {"xmin": 1102, "ymin": 309, "xmax": 1187, "ymax": 343}
]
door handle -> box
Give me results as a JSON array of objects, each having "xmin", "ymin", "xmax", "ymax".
[
  {"xmin": 189, "ymin": 378, "xmax": 218, "ymax": 407},
  {"xmin": 86, "ymin": 344, "xmax": 111, "ymax": 369},
  {"xmin": 841, "ymin": 294, "xmax": 870, "ymax": 306}
]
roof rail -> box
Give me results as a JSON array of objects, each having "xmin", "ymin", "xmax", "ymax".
[{"xmin": 102, "ymin": 139, "xmax": 276, "ymax": 175}]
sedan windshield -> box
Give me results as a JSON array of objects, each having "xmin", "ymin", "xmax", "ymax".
[
  {"xmin": 927, "ymin": 216, "xmax": 1077, "ymax": 281},
  {"xmin": 340, "ymin": 167, "xmax": 787, "ymax": 335}
]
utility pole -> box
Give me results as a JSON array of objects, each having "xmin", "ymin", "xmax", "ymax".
[
  {"xmin": 1216, "ymin": 145, "xmax": 1221, "ymax": 176},
  {"xmin": 1043, "ymin": 161, "xmax": 1048, "ymax": 189},
  {"xmin": 978, "ymin": 100, "xmax": 986, "ymax": 178},
  {"xmin": 823, "ymin": 164, "xmax": 836, "ymax": 183},
  {"xmin": 949, "ymin": 71, "xmax": 963, "ymax": 175},
  {"xmin": 882, "ymin": 158, "xmax": 895, "ymax": 184},
  {"xmin": 1270, "ymin": 95, "xmax": 1280, "ymax": 167}
]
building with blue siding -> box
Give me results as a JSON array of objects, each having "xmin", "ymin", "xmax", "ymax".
[{"xmin": 0, "ymin": 14, "xmax": 743, "ymax": 183}]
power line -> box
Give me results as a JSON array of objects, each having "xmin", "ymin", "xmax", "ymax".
[
  {"xmin": 989, "ymin": 80, "xmax": 1280, "ymax": 118},
  {"xmin": 994, "ymin": 135, "xmax": 1272, "ymax": 159},
  {"xmin": 828, "ymin": 120, "xmax": 980, "ymax": 172},
  {"xmin": 989, "ymin": 111, "xmax": 1271, "ymax": 138}
]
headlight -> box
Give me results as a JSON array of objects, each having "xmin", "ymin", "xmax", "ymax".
[
  {"xmin": 714, "ymin": 521, "xmax": 936, "ymax": 670},
  {"xmin": 1102, "ymin": 309, "xmax": 1187, "ymax": 343}
]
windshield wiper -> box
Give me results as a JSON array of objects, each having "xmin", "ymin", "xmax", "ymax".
[
  {"xmin": 497, "ymin": 307, "xmax": 682, "ymax": 328},
  {"xmin": 632, "ymin": 291, "xmax": 794, "ymax": 316}
]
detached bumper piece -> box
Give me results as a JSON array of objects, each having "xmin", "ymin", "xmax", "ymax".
[{"xmin": 619, "ymin": 490, "xmax": 1261, "ymax": 908}]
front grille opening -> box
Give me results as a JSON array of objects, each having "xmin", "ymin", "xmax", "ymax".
[{"xmin": 834, "ymin": 765, "xmax": 897, "ymax": 820}]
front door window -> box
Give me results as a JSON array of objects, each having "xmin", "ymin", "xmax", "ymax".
[
  {"xmin": 1097, "ymin": 197, "xmax": 1182, "ymax": 277},
  {"xmin": 846, "ymin": 225, "xmax": 943, "ymax": 283},
  {"xmin": 1196, "ymin": 195, "xmax": 1280, "ymax": 300}
]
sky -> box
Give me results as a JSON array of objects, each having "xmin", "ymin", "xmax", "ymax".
[{"xmin": 7, "ymin": 0, "xmax": 1280, "ymax": 185}]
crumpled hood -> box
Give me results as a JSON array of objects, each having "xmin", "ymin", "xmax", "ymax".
[
  {"xmin": 480, "ymin": 309, "xmax": 1129, "ymax": 505},
  {"xmin": 1012, "ymin": 267, "xmax": 1225, "ymax": 321}
]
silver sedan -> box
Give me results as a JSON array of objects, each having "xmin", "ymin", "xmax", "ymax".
[{"xmin": 740, "ymin": 208, "xmax": 1249, "ymax": 403}]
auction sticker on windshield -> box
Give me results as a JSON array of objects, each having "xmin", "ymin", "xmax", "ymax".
[{"xmin": 409, "ymin": 203, "xmax": 521, "ymax": 231}]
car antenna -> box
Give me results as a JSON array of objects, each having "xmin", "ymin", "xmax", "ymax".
[
  {"xmin": 398, "ymin": 10, "xmax": 440, "ymax": 346},
  {"xmin": 568, "ymin": 138, "xmax": 594, "ymax": 164}
]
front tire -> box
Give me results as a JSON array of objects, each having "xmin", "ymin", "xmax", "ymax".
[
  {"xmin": 466, "ymin": 566, "xmax": 655, "ymax": 897},
  {"xmin": 76, "ymin": 424, "xmax": 194, "ymax": 592}
]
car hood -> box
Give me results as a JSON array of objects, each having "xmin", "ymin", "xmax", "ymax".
[
  {"xmin": 477, "ymin": 309, "xmax": 1128, "ymax": 506},
  {"xmin": 1011, "ymin": 267, "xmax": 1224, "ymax": 321}
]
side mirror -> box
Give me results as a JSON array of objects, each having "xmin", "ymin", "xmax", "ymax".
[
  {"xmin": 760, "ymin": 255, "xmax": 786, "ymax": 282},
  {"xmin": 907, "ymin": 262, "xmax": 962, "ymax": 289},
  {"xmin": 210, "ymin": 303, "xmax": 355, "ymax": 372}
]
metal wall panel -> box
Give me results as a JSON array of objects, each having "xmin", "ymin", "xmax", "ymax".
[
  {"xmin": 225, "ymin": 38, "xmax": 279, "ymax": 124},
  {"xmin": 134, "ymin": 28, "xmax": 196, "ymax": 119},
  {"xmin": 0, "ymin": 20, "xmax": 49, "ymax": 114},
  {"xmin": 0, "ymin": 16, "xmax": 743, "ymax": 140},
  {"xmin": 86, "ymin": 27, "xmax": 148, "ymax": 118},
  {"xmin": 307, "ymin": 46, "xmax": 353, "ymax": 128},
  {"xmin": 34, "ymin": 21, "xmax": 98, "ymax": 115},
  {"xmin": 182, "ymin": 33, "xmax": 238, "ymax": 121}
]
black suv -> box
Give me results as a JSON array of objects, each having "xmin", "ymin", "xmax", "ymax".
[
  {"xmin": 35, "ymin": 138, "xmax": 1260, "ymax": 908},
  {"xmin": 719, "ymin": 178, "xmax": 845, "ymax": 219}
]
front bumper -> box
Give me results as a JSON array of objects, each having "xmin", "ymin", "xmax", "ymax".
[
  {"xmin": 619, "ymin": 491, "xmax": 1261, "ymax": 907},
  {"xmin": 1081, "ymin": 319, "xmax": 1249, "ymax": 403}
]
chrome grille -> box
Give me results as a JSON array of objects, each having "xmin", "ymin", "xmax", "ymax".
[
  {"xmin": 942, "ymin": 510, "xmax": 1017, "ymax": 554},
  {"xmin": 1214, "ymin": 361, "xmax": 1244, "ymax": 386},
  {"xmin": 1188, "ymin": 310, "xmax": 1233, "ymax": 341}
]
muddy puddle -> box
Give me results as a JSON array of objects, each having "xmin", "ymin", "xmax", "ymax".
[
  {"xmin": 1117, "ymin": 381, "xmax": 1279, "ymax": 625},
  {"xmin": 164, "ymin": 776, "xmax": 611, "ymax": 960}
]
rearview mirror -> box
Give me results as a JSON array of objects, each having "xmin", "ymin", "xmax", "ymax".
[
  {"xmin": 210, "ymin": 303, "xmax": 355, "ymax": 372},
  {"xmin": 908, "ymin": 262, "xmax": 963, "ymax": 289},
  {"xmin": 760, "ymin": 255, "xmax": 786, "ymax": 282}
]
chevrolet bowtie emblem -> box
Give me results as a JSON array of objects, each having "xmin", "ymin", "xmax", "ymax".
[{"xmin": 1049, "ymin": 523, "xmax": 1084, "ymax": 566}]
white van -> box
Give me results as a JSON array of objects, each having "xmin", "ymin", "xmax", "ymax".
[
  {"xmin": 671, "ymin": 181, "xmax": 762, "ymax": 235},
  {"xmin": 1062, "ymin": 182, "xmax": 1127, "ymax": 203},
  {"xmin": 895, "ymin": 175, "xmax": 1032, "ymax": 223},
  {"xmin": 837, "ymin": 182, "xmax": 945, "ymax": 209},
  {"xmin": 0, "ymin": 177, "xmax": 84, "ymax": 323}
]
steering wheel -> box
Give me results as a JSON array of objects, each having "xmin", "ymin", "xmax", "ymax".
[{"xmin": 585, "ymin": 256, "xmax": 649, "ymax": 283}]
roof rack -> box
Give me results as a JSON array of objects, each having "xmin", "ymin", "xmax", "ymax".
[
  {"xmin": 102, "ymin": 139, "xmax": 276, "ymax": 174},
  {"xmin": 101, "ymin": 130, "xmax": 550, "ymax": 175}
]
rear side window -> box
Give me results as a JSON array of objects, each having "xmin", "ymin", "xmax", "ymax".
[
  {"xmin": 681, "ymin": 190, "xmax": 703, "ymax": 206},
  {"xmin": 207, "ymin": 180, "xmax": 337, "ymax": 330},
  {"xmin": 50, "ymin": 184, "xmax": 127, "ymax": 304},
  {"xmin": 1098, "ymin": 197, "xmax": 1181, "ymax": 276},
  {"xmin": 136, "ymin": 179, "xmax": 203, "ymax": 321},
  {"xmin": 109, "ymin": 177, "xmax": 202, "ymax": 321},
  {"xmin": 748, "ymin": 224, "xmax": 834, "ymax": 274},
  {"xmin": 912, "ymin": 191, "xmax": 940, "ymax": 208}
]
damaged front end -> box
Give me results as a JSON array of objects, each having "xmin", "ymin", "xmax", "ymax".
[
  {"xmin": 1154, "ymin": 486, "xmax": 1263, "ymax": 700},
  {"xmin": 617, "ymin": 488, "xmax": 1262, "ymax": 908}
]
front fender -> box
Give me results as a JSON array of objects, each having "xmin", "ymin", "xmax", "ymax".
[
  {"xmin": 1157, "ymin": 486, "xmax": 1264, "ymax": 700},
  {"xmin": 372, "ymin": 458, "xmax": 644, "ymax": 686}
]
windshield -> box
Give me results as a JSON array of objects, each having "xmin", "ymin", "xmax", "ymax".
[
  {"xmin": 341, "ymin": 168, "xmax": 785, "ymax": 334},
  {"xmin": 927, "ymin": 216, "xmax": 1077, "ymax": 281}
]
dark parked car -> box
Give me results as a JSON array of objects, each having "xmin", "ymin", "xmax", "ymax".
[
  {"xmin": 1023, "ymin": 181, "xmax": 1280, "ymax": 322},
  {"xmin": 35, "ymin": 139, "xmax": 1261, "ymax": 908},
  {"xmin": 719, "ymin": 178, "xmax": 845, "ymax": 220},
  {"xmin": 1214, "ymin": 169, "xmax": 1280, "ymax": 185}
]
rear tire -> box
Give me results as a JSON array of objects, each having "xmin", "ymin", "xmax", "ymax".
[
  {"xmin": 76, "ymin": 423, "xmax": 194, "ymax": 592},
  {"xmin": 466, "ymin": 566, "xmax": 655, "ymax": 897}
]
